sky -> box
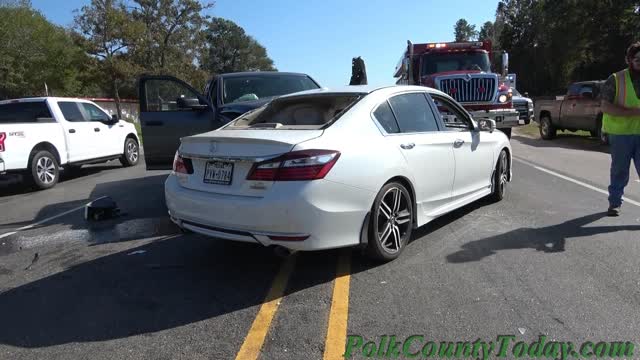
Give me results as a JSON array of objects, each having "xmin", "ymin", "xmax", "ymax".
[{"xmin": 31, "ymin": 0, "xmax": 498, "ymax": 88}]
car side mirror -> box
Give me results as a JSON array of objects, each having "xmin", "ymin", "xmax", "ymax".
[
  {"xmin": 111, "ymin": 114, "xmax": 119, "ymax": 123},
  {"xmin": 177, "ymin": 97, "xmax": 208, "ymax": 110},
  {"xmin": 524, "ymin": 92, "xmax": 529, "ymax": 98},
  {"xmin": 477, "ymin": 119, "xmax": 496, "ymax": 133}
]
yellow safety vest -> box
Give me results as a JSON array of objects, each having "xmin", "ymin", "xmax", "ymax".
[{"xmin": 602, "ymin": 69, "xmax": 640, "ymax": 135}]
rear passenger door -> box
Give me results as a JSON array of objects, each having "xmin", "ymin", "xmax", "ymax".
[
  {"xmin": 374, "ymin": 92, "xmax": 455, "ymax": 215},
  {"xmin": 56, "ymin": 101, "xmax": 97, "ymax": 162}
]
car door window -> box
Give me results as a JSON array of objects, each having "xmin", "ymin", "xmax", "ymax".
[
  {"xmin": 579, "ymin": 85, "xmax": 594, "ymax": 98},
  {"xmin": 568, "ymin": 84, "xmax": 581, "ymax": 96},
  {"xmin": 372, "ymin": 101, "xmax": 400, "ymax": 134},
  {"xmin": 80, "ymin": 103, "xmax": 110, "ymax": 122},
  {"xmin": 430, "ymin": 95, "xmax": 472, "ymax": 131},
  {"xmin": 388, "ymin": 93, "xmax": 439, "ymax": 133},
  {"xmin": 145, "ymin": 79, "xmax": 203, "ymax": 112},
  {"xmin": 58, "ymin": 102, "xmax": 86, "ymax": 122}
]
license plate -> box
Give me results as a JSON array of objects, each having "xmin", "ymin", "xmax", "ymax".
[
  {"xmin": 203, "ymin": 161, "xmax": 233, "ymax": 185},
  {"xmin": 495, "ymin": 116, "xmax": 504, "ymax": 122}
]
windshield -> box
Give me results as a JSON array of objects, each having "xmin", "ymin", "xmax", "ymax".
[
  {"xmin": 222, "ymin": 75, "xmax": 319, "ymax": 104},
  {"xmin": 421, "ymin": 51, "xmax": 491, "ymax": 75}
]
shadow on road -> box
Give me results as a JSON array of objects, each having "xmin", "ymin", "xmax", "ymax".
[
  {"xmin": 513, "ymin": 134, "xmax": 609, "ymax": 154},
  {"xmin": 0, "ymin": 234, "xmax": 374, "ymax": 348},
  {"xmin": 0, "ymin": 164, "xmax": 124, "ymax": 197},
  {"xmin": 446, "ymin": 212, "xmax": 640, "ymax": 263}
]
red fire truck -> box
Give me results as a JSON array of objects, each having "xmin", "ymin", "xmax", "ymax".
[{"xmin": 394, "ymin": 40, "xmax": 522, "ymax": 137}]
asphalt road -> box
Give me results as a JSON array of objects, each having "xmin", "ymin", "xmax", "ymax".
[{"xmin": 1, "ymin": 131, "xmax": 640, "ymax": 360}]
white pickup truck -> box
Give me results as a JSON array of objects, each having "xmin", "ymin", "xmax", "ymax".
[{"xmin": 0, "ymin": 97, "xmax": 140, "ymax": 189}]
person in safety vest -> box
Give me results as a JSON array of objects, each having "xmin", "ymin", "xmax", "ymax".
[{"xmin": 601, "ymin": 42, "xmax": 640, "ymax": 216}]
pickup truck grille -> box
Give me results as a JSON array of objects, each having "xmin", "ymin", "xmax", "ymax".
[
  {"xmin": 439, "ymin": 77, "xmax": 496, "ymax": 103},
  {"xmin": 513, "ymin": 101, "xmax": 530, "ymax": 121}
]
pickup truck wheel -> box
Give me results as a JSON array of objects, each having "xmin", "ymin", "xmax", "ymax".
[
  {"xmin": 29, "ymin": 150, "xmax": 59, "ymax": 190},
  {"xmin": 120, "ymin": 138, "xmax": 139, "ymax": 167},
  {"xmin": 540, "ymin": 116, "xmax": 556, "ymax": 140},
  {"xmin": 489, "ymin": 150, "xmax": 509, "ymax": 202}
]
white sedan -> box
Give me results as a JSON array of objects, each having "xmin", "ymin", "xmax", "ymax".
[{"xmin": 165, "ymin": 85, "xmax": 512, "ymax": 261}]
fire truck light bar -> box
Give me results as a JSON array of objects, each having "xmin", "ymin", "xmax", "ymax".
[{"xmin": 427, "ymin": 42, "xmax": 484, "ymax": 49}]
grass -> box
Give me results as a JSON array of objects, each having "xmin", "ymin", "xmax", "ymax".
[{"xmin": 514, "ymin": 122, "xmax": 593, "ymax": 139}]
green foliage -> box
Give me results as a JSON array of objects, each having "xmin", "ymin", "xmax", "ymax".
[
  {"xmin": 454, "ymin": 18, "xmax": 478, "ymax": 42},
  {"xmin": 495, "ymin": 0, "xmax": 640, "ymax": 96},
  {"xmin": 0, "ymin": 3, "xmax": 91, "ymax": 99},
  {"xmin": 202, "ymin": 17, "xmax": 277, "ymax": 74},
  {"xmin": 0, "ymin": 0, "xmax": 276, "ymax": 101}
]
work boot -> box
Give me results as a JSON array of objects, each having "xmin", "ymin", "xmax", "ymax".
[{"xmin": 607, "ymin": 206, "xmax": 621, "ymax": 217}]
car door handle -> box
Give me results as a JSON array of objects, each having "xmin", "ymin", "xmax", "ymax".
[
  {"xmin": 68, "ymin": 129, "xmax": 76, "ymax": 133},
  {"xmin": 400, "ymin": 143, "xmax": 415, "ymax": 149},
  {"xmin": 454, "ymin": 139, "xmax": 465, "ymax": 147},
  {"xmin": 145, "ymin": 120, "xmax": 164, "ymax": 126},
  {"xmin": 94, "ymin": 128, "xmax": 100, "ymax": 132}
]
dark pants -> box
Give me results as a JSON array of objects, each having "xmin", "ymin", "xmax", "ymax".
[{"xmin": 608, "ymin": 135, "xmax": 640, "ymax": 207}]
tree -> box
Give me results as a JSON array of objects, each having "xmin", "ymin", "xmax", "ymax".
[
  {"xmin": 454, "ymin": 18, "xmax": 478, "ymax": 42},
  {"xmin": 73, "ymin": 0, "xmax": 141, "ymax": 117},
  {"xmin": 202, "ymin": 17, "xmax": 276, "ymax": 74},
  {"xmin": 478, "ymin": 21, "xmax": 494, "ymax": 42},
  {"xmin": 0, "ymin": 2, "xmax": 90, "ymax": 99},
  {"xmin": 129, "ymin": 0, "xmax": 213, "ymax": 87}
]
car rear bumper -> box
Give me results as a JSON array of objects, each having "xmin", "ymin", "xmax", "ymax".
[{"xmin": 165, "ymin": 175, "xmax": 375, "ymax": 251}]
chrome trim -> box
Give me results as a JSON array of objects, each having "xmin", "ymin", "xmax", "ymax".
[
  {"xmin": 178, "ymin": 152, "xmax": 281, "ymax": 163},
  {"xmin": 436, "ymin": 74, "xmax": 498, "ymax": 103}
]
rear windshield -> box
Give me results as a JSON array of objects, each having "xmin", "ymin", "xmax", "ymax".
[
  {"xmin": 0, "ymin": 101, "xmax": 53, "ymax": 123},
  {"xmin": 223, "ymin": 75, "xmax": 319, "ymax": 104},
  {"xmin": 227, "ymin": 94, "xmax": 362, "ymax": 130}
]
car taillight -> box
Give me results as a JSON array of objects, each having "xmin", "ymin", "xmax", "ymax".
[
  {"xmin": 172, "ymin": 152, "xmax": 193, "ymax": 174},
  {"xmin": 0, "ymin": 132, "xmax": 5, "ymax": 152},
  {"xmin": 247, "ymin": 150, "xmax": 340, "ymax": 181}
]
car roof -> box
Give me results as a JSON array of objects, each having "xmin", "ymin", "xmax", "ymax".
[
  {"xmin": 218, "ymin": 71, "xmax": 314, "ymax": 78},
  {"xmin": 277, "ymin": 85, "xmax": 446, "ymax": 99},
  {"xmin": 0, "ymin": 97, "xmax": 97, "ymax": 105}
]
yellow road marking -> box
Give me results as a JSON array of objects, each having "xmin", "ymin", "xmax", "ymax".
[
  {"xmin": 323, "ymin": 250, "xmax": 352, "ymax": 360},
  {"xmin": 235, "ymin": 255, "xmax": 297, "ymax": 360}
]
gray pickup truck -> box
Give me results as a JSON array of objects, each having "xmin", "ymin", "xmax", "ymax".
[
  {"xmin": 534, "ymin": 80, "xmax": 607, "ymax": 144},
  {"xmin": 138, "ymin": 72, "xmax": 321, "ymax": 169}
]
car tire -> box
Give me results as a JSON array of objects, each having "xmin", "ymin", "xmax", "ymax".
[
  {"xmin": 120, "ymin": 138, "xmax": 139, "ymax": 167},
  {"xmin": 539, "ymin": 116, "xmax": 556, "ymax": 140},
  {"xmin": 366, "ymin": 182, "xmax": 414, "ymax": 262},
  {"xmin": 500, "ymin": 128, "xmax": 512, "ymax": 139},
  {"xmin": 489, "ymin": 150, "xmax": 509, "ymax": 202},
  {"xmin": 28, "ymin": 150, "xmax": 59, "ymax": 190}
]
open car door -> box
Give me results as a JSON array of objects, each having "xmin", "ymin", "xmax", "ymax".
[{"xmin": 138, "ymin": 75, "xmax": 216, "ymax": 170}]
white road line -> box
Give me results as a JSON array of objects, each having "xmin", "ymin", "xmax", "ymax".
[
  {"xmin": 514, "ymin": 157, "xmax": 640, "ymax": 207},
  {"xmin": 0, "ymin": 196, "xmax": 108, "ymax": 238},
  {"xmin": 0, "ymin": 232, "xmax": 17, "ymax": 240}
]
